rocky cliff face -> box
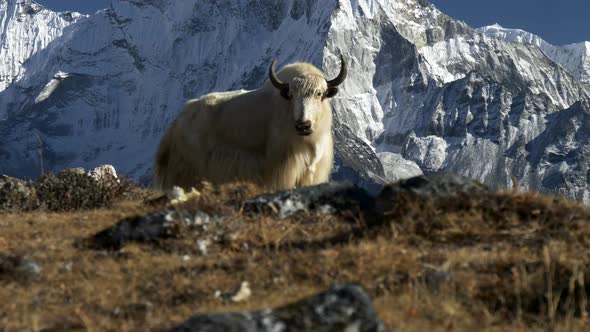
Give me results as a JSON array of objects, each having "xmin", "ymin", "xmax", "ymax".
[{"xmin": 1, "ymin": 0, "xmax": 589, "ymax": 202}]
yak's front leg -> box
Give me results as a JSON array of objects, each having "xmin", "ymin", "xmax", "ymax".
[{"xmin": 299, "ymin": 136, "xmax": 333, "ymax": 186}]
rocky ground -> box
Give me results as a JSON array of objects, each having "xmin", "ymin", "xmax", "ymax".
[{"xmin": 1, "ymin": 168, "xmax": 590, "ymax": 331}]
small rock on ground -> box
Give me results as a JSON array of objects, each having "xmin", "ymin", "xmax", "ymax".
[
  {"xmin": 171, "ymin": 284, "xmax": 386, "ymax": 332},
  {"xmin": 0, "ymin": 253, "xmax": 42, "ymax": 281},
  {"xmin": 88, "ymin": 209, "xmax": 216, "ymax": 250},
  {"xmin": 242, "ymin": 182, "xmax": 374, "ymax": 219}
]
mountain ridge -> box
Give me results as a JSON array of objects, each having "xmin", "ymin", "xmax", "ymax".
[
  {"xmin": 1, "ymin": 0, "xmax": 590, "ymax": 203},
  {"xmin": 0, "ymin": 0, "xmax": 83, "ymax": 100},
  {"xmin": 478, "ymin": 23, "xmax": 590, "ymax": 85}
]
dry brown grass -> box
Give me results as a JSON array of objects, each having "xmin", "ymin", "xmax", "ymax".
[{"xmin": 1, "ymin": 183, "xmax": 590, "ymax": 331}]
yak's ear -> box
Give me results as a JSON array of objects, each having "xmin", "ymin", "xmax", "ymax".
[{"xmin": 324, "ymin": 87, "xmax": 339, "ymax": 99}]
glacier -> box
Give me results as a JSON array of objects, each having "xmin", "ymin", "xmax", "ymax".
[{"xmin": 1, "ymin": 0, "xmax": 590, "ymax": 203}]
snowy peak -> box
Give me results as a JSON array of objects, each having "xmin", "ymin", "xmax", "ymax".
[
  {"xmin": 478, "ymin": 24, "xmax": 590, "ymax": 85},
  {"xmin": 0, "ymin": 0, "xmax": 84, "ymax": 92},
  {"xmin": 555, "ymin": 41, "xmax": 590, "ymax": 85},
  {"xmin": 478, "ymin": 23, "xmax": 549, "ymax": 48},
  {"xmin": 1, "ymin": 0, "xmax": 590, "ymax": 203}
]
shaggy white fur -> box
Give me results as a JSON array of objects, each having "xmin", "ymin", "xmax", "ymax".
[{"xmin": 154, "ymin": 61, "xmax": 343, "ymax": 191}]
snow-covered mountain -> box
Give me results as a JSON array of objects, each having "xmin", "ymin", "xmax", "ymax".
[
  {"xmin": 478, "ymin": 24, "xmax": 590, "ymax": 85},
  {"xmin": 1, "ymin": 0, "xmax": 590, "ymax": 203},
  {"xmin": 0, "ymin": 0, "xmax": 83, "ymax": 94}
]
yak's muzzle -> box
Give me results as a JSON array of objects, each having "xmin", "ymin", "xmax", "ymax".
[{"xmin": 295, "ymin": 120, "xmax": 312, "ymax": 136}]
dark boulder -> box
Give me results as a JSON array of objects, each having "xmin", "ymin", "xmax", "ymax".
[
  {"xmin": 88, "ymin": 209, "xmax": 214, "ymax": 250},
  {"xmin": 171, "ymin": 284, "xmax": 386, "ymax": 332},
  {"xmin": 378, "ymin": 173, "xmax": 488, "ymax": 200},
  {"xmin": 0, "ymin": 253, "xmax": 42, "ymax": 281},
  {"xmin": 242, "ymin": 181, "xmax": 375, "ymax": 219}
]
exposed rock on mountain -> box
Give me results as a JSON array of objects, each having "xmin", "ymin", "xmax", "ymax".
[
  {"xmin": 478, "ymin": 23, "xmax": 590, "ymax": 85},
  {"xmin": 1, "ymin": 0, "xmax": 589, "ymax": 202}
]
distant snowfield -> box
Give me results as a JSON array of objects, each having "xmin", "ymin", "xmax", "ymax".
[{"xmin": 1, "ymin": 0, "xmax": 590, "ymax": 204}]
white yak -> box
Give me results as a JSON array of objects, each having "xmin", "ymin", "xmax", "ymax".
[{"xmin": 154, "ymin": 55, "xmax": 347, "ymax": 191}]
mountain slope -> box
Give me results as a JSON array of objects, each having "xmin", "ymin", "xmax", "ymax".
[
  {"xmin": 478, "ymin": 24, "xmax": 590, "ymax": 85},
  {"xmin": 1, "ymin": 0, "xmax": 590, "ymax": 203},
  {"xmin": 0, "ymin": 0, "xmax": 83, "ymax": 99}
]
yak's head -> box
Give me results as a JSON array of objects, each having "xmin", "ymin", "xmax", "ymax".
[{"xmin": 268, "ymin": 55, "xmax": 347, "ymax": 136}]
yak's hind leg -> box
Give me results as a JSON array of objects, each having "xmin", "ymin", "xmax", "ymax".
[
  {"xmin": 154, "ymin": 127, "xmax": 204, "ymax": 190},
  {"xmin": 154, "ymin": 131, "xmax": 175, "ymax": 190},
  {"xmin": 156, "ymin": 150, "xmax": 200, "ymax": 190}
]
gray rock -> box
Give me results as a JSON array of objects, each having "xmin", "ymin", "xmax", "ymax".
[
  {"xmin": 0, "ymin": 253, "xmax": 42, "ymax": 281},
  {"xmin": 241, "ymin": 182, "xmax": 375, "ymax": 219},
  {"xmin": 171, "ymin": 284, "xmax": 386, "ymax": 332},
  {"xmin": 373, "ymin": 174, "xmax": 489, "ymax": 222},
  {"xmin": 402, "ymin": 133, "xmax": 448, "ymax": 174},
  {"xmin": 16, "ymin": 257, "xmax": 42, "ymax": 277},
  {"xmin": 377, "ymin": 152, "xmax": 423, "ymax": 182},
  {"xmin": 332, "ymin": 120, "xmax": 388, "ymax": 195},
  {"xmin": 89, "ymin": 210, "xmax": 173, "ymax": 250},
  {"xmin": 378, "ymin": 174, "xmax": 488, "ymax": 200},
  {"xmin": 88, "ymin": 209, "xmax": 217, "ymax": 250},
  {"xmin": 89, "ymin": 175, "xmax": 489, "ymax": 251}
]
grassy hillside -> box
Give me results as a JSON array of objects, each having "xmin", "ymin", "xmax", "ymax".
[{"xmin": 1, "ymin": 173, "xmax": 590, "ymax": 331}]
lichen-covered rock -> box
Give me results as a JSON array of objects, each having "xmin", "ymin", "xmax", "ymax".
[
  {"xmin": 402, "ymin": 133, "xmax": 448, "ymax": 174},
  {"xmin": 379, "ymin": 174, "xmax": 488, "ymax": 199},
  {"xmin": 171, "ymin": 284, "xmax": 386, "ymax": 332},
  {"xmin": 0, "ymin": 253, "xmax": 42, "ymax": 281},
  {"xmin": 0, "ymin": 175, "xmax": 38, "ymax": 211},
  {"xmin": 241, "ymin": 182, "xmax": 375, "ymax": 219},
  {"xmin": 89, "ymin": 209, "xmax": 216, "ymax": 250},
  {"xmin": 377, "ymin": 152, "xmax": 423, "ymax": 182},
  {"xmin": 90, "ymin": 175, "xmax": 489, "ymax": 250},
  {"xmin": 373, "ymin": 174, "xmax": 490, "ymax": 223}
]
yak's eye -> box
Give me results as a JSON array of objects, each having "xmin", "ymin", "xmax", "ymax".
[
  {"xmin": 316, "ymin": 91, "xmax": 323, "ymax": 98},
  {"xmin": 280, "ymin": 89, "xmax": 292, "ymax": 100}
]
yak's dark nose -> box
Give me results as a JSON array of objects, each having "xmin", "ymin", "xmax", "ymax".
[{"xmin": 295, "ymin": 120, "xmax": 312, "ymax": 136}]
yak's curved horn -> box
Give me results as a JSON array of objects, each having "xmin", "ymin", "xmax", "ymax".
[
  {"xmin": 326, "ymin": 54, "xmax": 347, "ymax": 87},
  {"xmin": 269, "ymin": 61, "xmax": 289, "ymax": 91}
]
